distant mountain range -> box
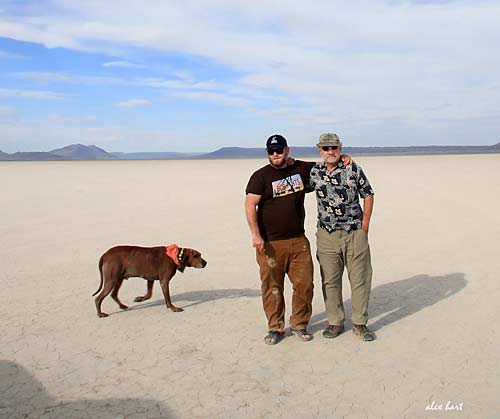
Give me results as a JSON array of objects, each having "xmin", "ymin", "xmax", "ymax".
[{"xmin": 1, "ymin": 142, "xmax": 500, "ymax": 161}]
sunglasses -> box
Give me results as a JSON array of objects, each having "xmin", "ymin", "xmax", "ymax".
[
  {"xmin": 321, "ymin": 146, "xmax": 339, "ymax": 151},
  {"xmin": 267, "ymin": 147, "xmax": 285, "ymax": 155}
]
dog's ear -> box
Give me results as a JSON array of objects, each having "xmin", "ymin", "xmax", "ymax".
[{"xmin": 177, "ymin": 248, "xmax": 188, "ymax": 273}]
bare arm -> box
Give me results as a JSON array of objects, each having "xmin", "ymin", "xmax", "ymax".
[
  {"xmin": 361, "ymin": 195, "xmax": 374, "ymax": 233},
  {"xmin": 245, "ymin": 193, "xmax": 265, "ymax": 252}
]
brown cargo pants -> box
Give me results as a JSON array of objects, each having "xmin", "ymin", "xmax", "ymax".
[{"xmin": 256, "ymin": 235, "xmax": 314, "ymax": 332}]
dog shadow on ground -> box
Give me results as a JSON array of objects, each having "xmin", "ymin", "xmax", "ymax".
[
  {"xmin": 309, "ymin": 273, "xmax": 467, "ymax": 333},
  {"xmin": 0, "ymin": 359, "xmax": 174, "ymax": 419},
  {"xmin": 119, "ymin": 288, "xmax": 262, "ymax": 313}
]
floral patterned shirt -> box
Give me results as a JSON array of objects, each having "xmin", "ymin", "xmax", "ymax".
[{"xmin": 310, "ymin": 161, "xmax": 374, "ymax": 232}]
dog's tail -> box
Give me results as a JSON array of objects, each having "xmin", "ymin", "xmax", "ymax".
[{"xmin": 92, "ymin": 256, "xmax": 104, "ymax": 296}]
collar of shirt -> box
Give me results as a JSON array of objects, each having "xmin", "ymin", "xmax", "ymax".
[{"xmin": 318, "ymin": 159, "xmax": 346, "ymax": 174}]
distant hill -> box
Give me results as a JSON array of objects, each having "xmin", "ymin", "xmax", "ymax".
[
  {"xmin": 0, "ymin": 151, "xmax": 65, "ymax": 161},
  {"xmin": 197, "ymin": 146, "xmax": 342, "ymax": 159},
  {"xmin": 341, "ymin": 142, "xmax": 500, "ymax": 156},
  {"xmin": 198, "ymin": 143, "xmax": 500, "ymax": 159},
  {"xmin": 112, "ymin": 151, "xmax": 202, "ymax": 160},
  {"xmin": 50, "ymin": 144, "xmax": 114, "ymax": 160},
  {"xmin": 0, "ymin": 144, "xmax": 113, "ymax": 161},
  {"xmin": 197, "ymin": 147, "xmax": 265, "ymax": 159},
  {"xmin": 1, "ymin": 142, "xmax": 499, "ymax": 161}
]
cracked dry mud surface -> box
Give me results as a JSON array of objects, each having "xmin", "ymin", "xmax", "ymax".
[{"xmin": 1, "ymin": 156, "xmax": 499, "ymax": 418}]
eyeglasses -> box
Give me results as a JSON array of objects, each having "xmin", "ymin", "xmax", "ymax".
[
  {"xmin": 267, "ymin": 147, "xmax": 285, "ymax": 155},
  {"xmin": 321, "ymin": 146, "xmax": 339, "ymax": 151}
]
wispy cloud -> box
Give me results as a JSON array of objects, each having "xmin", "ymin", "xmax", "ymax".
[
  {"xmin": 1, "ymin": 1, "xmax": 500, "ymax": 149},
  {"xmin": 0, "ymin": 88, "xmax": 64, "ymax": 99},
  {"xmin": 9, "ymin": 71, "xmax": 225, "ymax": 91},
  {"xmin": 102, "ymin": 60, "xmax": 146, "ymax": 68},
  {"xmin": 170, "ymin": 91, "xmax": 249, "ymax": 106},
  {"xmin": 115, "ymin": 99, "xmax": 151, "ymax": 107},
  {"xmin": 48, "ymin": 114, "xmax": 97, "ymax": 123},
  {"xmin": 0, "ymin": 50, "xmax": 24, "ymax": 59},
  {"xmin": 9, "ymin": 72, "xmax": 122, "ymax": 85},
  {"xmin": 3, "ymin": 1, "xmax": 499, "ymax": 122},
  {"xmin": 8, "ymin": 71, "xmax": 288, "ymax": 109}
]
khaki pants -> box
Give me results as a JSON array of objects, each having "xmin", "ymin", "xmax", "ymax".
[
  {"xmin": 316, "ymin": 228, "xmax": 372, "ymax": 326},
  {"xmin": 256, "ymin": 235, "xmax": 314, "ymax": 332}
]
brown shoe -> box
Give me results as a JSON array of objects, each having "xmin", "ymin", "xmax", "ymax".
[
  {"xmin": 352, "ymin": 324, "xmax": 376, "ymax": 341},
  {"xmin": 322, "ymin": 324, "xmax": 344, "ymax": 339}
]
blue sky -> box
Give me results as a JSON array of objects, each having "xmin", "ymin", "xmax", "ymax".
[{"xmin": 1, "ymin": 0, "xmax": 500, "ymax": 152}]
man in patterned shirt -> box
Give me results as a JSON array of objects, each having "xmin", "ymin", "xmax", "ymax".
[{"xmin": 310, "ymin": 133, "xmax": 376, "ymax": 341}]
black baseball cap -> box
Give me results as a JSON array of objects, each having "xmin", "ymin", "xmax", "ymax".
[{"xmin": 266, "ymin": 134, "xmax": 288, "ymax": 149}]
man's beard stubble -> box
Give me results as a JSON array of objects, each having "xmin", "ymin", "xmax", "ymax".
[{"xmin": 268, "ymin": 151, "xmax": 288, "ymax": 169}]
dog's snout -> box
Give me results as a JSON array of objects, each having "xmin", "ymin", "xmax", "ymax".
[{"xmin": 201, "ymin": 259, "xmax": 207, "ymax": 268}]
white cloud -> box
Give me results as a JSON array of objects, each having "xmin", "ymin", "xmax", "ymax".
[
  {"xmin": 0, "ymin": 88, "xmax": 64, "ymax": 99},
  {"xmin": 10, "ymin": 71, "xmax": 226, "ymax": 91},
  {"xmin": 9, "ymin": 71, "xmax": 123, "ymax": 85},
  {"xmin": 0, "ymin": 50, "xmax": 24, "ymax": 59},
  {"xmin": 170, "ymin": 91, "xmax": 249, "ymax": 106},
  {"xmin": 2, "ymin": 2, "xmax": 499, "ymax": 109},
  {"xmin": 1, "ymin": 1, "xmax": 500, "ymax": 147},
  {"xmin": 102, "ymin": 60, "xmax": 145, "ymax": 68},
  {"xmin": 48, "ymin": 114, "xmax": 97, "ymax": 123},
  {"xmin": 115, "ymin": 99, "xmax": 151, "ymax": 107}
]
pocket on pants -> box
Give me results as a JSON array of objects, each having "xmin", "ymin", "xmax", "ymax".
[{"xmin": 354, "ymin": 229, "xmax": 370, "ymax": 253}]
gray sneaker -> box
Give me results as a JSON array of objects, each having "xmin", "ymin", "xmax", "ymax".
[{"xmin": 352, "ymin": 324, "xmax": 376, "ymax": 341}]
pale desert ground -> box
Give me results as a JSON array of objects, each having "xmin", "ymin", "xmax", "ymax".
[{"xmin": 1, "ymin": 154, "xmax": 499, "ymax": 419}]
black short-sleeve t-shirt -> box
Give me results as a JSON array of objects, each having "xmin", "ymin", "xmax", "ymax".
[{"xmin": 246, "ymin": 160, "xmax": 315, "ymax": 241}]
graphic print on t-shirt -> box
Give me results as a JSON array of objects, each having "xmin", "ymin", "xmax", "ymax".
[{"xmin": 272, "ymin": 174, "xmax": 304, "ymax": 198}]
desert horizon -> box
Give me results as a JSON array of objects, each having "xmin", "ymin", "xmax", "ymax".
[
  {"xmin": 2, "ymin": 141, "xmax": 500, "ymax": 161},
  {"xmin": 1, "ymin": 154, "xmax": 499, "ymax": 418}
]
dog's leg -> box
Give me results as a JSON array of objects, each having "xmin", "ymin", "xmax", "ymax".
[
  {"xmin": 94, "ymin": 274, "xmax": 116, "ymax": 317},
  {"xmin": 134, "ymin": 280, "xmax": 154, "ymax": 302},
  {"xmin": 111, "ymin": 277, "xmax": 128, "ymax": 310},
  {"xmin": 159, "ymin": 276, "xmax": 183, "ymax": 312}
]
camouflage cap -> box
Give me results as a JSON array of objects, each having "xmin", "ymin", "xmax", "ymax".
[{"xmin": 317, "ymin": 133, "xmax": 342, "ymax": 148}]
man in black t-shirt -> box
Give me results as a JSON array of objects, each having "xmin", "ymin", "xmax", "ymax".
[{"xmin": 245, "ymin": 134, "xmax": 316, "ymax": 345}]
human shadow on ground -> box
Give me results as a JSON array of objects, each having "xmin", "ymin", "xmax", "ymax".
[
  {"xmin": 113, "ymin": 288, "xmax": 261, "ymax": 314},
  {"xmin": 0, "ymin": 360, "xmax": 174, "ymax": 419},
  {"xmin": 309, "ymin": 273, "xmax": 466, "ymax": 333}
]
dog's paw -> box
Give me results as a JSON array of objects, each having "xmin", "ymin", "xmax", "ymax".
[
  {"xmin": 97, "ymin": 312, "xmax": 109, "ymax": 318},
  {"xmin": 134, "ymin": 296, "xmax": 147, "ymax": 302}
]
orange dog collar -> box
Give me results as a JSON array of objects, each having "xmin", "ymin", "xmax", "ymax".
[{"xmin": 165, "ymin": 244, "xmax": 183, "ymax": 266}]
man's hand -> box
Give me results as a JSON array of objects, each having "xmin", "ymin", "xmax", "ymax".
[
  {"xmin": 341, "ymin": 154, "xmax": 354, "ymax": 165},
  {"xmin": 252, "ymin": 233, "xmax": 265, "ymax": 253}
]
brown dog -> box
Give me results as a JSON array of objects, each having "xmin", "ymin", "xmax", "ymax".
[{"xmin": 93, "ymin": 245, "xmax": 207, "ymax": 317}]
